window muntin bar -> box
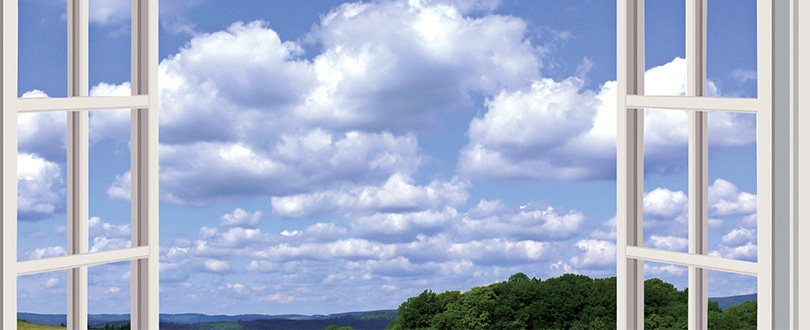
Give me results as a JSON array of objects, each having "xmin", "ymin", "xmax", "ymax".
[
  {"xmin": 625, "ymin": 95, "xmax": 760, "ymax": 112},
  {"xmin": 17, "ymin": 246, "xmax": 149, "ymax": 276},
  {"xmin": 15, "ymin": 95, "xmax": 150, "ymax": 113},
  {"xmin": 626, "ymin": 246, "xmax": 759, "ymax": 276}
]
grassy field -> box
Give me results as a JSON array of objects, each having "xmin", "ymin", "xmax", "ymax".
[{"xmin": 18, "ymin": 320, "xmax": 65, "ymax": 330}]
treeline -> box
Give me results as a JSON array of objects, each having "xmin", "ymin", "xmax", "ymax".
[{"xmin": 389, "ymin": 273, "xmax": 756, "ymax": 330}]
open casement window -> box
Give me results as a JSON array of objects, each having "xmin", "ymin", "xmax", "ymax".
[
  {"xmin": 618, "ymin": 0, "xmax": 810, "ymax": 329},
  {"xmin": 1, "ymin": 1, "xmax": 159, "ymax": 329}
]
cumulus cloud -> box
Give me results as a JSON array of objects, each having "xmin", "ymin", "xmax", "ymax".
[
  {"xmin": 20, "ymin": 246, "xmax": 66, "ymax": 261},
  {"xmin": 106, "ymin": 171, "xmax": 131, "ymax": 201},
  {"xmin": 710, "ymin": 243, "xmax": 757, "ymax": 262},
  {"xmin": 159, "ymin": 131, "xmax": 421, "ymax": 205},
  {"xmin": 18, "ymin": 153, "xmax": 64, "ymax": 221},
  {"xmin": 569, "ymin": 239, "xmax": 616, "ymax": 270},
  {"xmin": 221, "ymin": 208, "xmax": 262, "ymax": 228},
  {"xmin": 91, "ymin": 0, "xmax": 547, "ymax": 204},
  {"xmin": 460, "ymin": 57, "xmax": 755, "ymax": 180},
  {"xmin": 271, "ymin": 174, "xmax": 469, "ymax": 219},
  {"xmin": 648, "ymin": 235, "xmax": 688, "ymax": 252},
  {"xmin": 709, "ymin": 179, "xmax": 757, "ymax": 217}
]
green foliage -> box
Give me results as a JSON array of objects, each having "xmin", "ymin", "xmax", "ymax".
[
  {"xmin": 389, "ymin": 273, "xmax": 757, "ymax": 330},
  {"xmin": 17, "ymin": 320, "xmax": 65, "ymax": 330},
  {"xmin": 324, "ymin": 326, "xmax": 353, "ymax": 330}
]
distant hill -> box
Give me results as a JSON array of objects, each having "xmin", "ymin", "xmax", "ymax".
[
  {"xmin": 710, "ymin": 293, "xmax": 757, "ymax": 310},
  {"xmin": 18, "ymin": 310, "xmax": 398, "ymax": 328},
  {"xmin": 17, "ymin": 293, "xmax": 754, "ymax": 329}
]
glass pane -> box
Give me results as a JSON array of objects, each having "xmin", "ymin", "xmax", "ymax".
[
  {"xmin": 644, "ymin": 261, "xmax": 688, "ymax": 328},
  {"xmin": 89, "ymin": 0, "xmax": 132, "ymax": 95},
  {"xmin": 18, "ymin": 270, "xmax": 68, "ymax": 328},
  {"xmin": 89, "ymin": 109, "xmax": 132, "ymax": 253},
  {"xmin": 644, "ymin": 0, "xmax": 686, "ymax": 96},
  {"xmin": 18, "ymin": 112, "xmax": 67, "ymax": 262},
  {"xmin": 643, "ymin": 108, "xmax": 689, "ymax": 252},
  {"xmin": 707, "ymin": 0, "xmax": 757, "ymax": 98},
  {"xmin": 89, "ymin": 261, "xmax": 131, "ymax": 328},
  {"xmin": 707, "ymin": 112, "xmax": 757, "ymax": 262},
  {"xmin": 708, "ymin": 270, "xmax": 757, "ymax": 329},
  {"xmin": 19, "ymin": 0, "xmax": 67, "ymax": 98}
]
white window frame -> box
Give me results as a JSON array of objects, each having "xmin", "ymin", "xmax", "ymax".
[
  {"xmin": 617, "ymin": 0, "xmax": 776, "ymax": 329},
  {"xmin": 0, "ymin": 1, "xmax": 159, "ymax": 329},
  {"xmin": 618, "ymin": 0, "xmax": 810, "ymax": 328}
]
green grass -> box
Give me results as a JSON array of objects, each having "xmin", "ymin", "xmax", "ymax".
[{"xmin": 17, "ymin": 320, "xmax": 65, "ymax": 330}]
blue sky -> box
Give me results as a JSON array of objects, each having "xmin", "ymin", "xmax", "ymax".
[{"xmin": 16, "ymin": 0, "xmax": 760, "ymax": 315}]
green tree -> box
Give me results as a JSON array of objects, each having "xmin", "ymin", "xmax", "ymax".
[{"xmin": 389, "ymin": 290, "xmax": 441, "ymax": 330}]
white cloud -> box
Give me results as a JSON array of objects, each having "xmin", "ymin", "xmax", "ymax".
[
  {"xmin": 648, "ymin": 235, "xmax": 689, "ymax": 252},
  {"xmin": 721, "ymin": 227, "xmax": 756, "ymax": 246},
  {"xmin": 90, "ymin": 236, "xmax": 130, "ymax": 252},
  {"xmin": 710, "ymin": 243, "xmax": 757, "ymax": 262},
  {"xmin": 353, "ymin": 208, "xmax": 458, "ymax": 243},
  {"xmin": 260, "ymin": 293, "xmax": 294, "ymax": 303},
  {"xmin": 18, "ymin": 90, "xmax": 66, "ymax": 162},
  {"xmin": 709, "ymin": 179, "xmax": 757, "ymax": 217},
  {"xmin": 89, "ymin": 217, "xmax": 131, "ymax": 238},
  {"xmin": 159, "ymin": 132, "xmax": 421, "ymax": 205},
  {"xmin": 645, "ymin": 264, "xmax": 687, "ymax": 276},
  {"xmin": 21, "ymin": 246, "xmax": 66, "ymax": 261},
  {"xmin": 45, "ymin": 278, "xmax": 60, "ymax": 288},
  {"xmin": 570, "ymin": 239, "xmax": 616, "ymax": 270},
  {"xmin": 203, "ymin": 259, "xmax": 231, "ymax": 273},
  {"xmin": 460, "ymin": 57, "xmax": 755, "ymax": 180},
  {"xmin": 455, "ymin": 202, "xmax": 586, "ymax": 242},
  {"xmin": 88, "ymin": 82, "xmax": 132, "ymax": 143},
  {"xmin": 271, "ymin": 174, "xmax": 469, "ymax": 219},
  {"xmin": 88, "ymin": 0, "xmax": 130, "ymax": 26},
  {"xmin": 106, "ymin": 171, "xmax": 131, "ymax": 201},
  {"xmin": 18, "ymin": 153, "xmax": 64, "ymax": 221},
  {"xmin": 302, "ymin": 1, "xmax": 540, "ymax": 131},
  {"xmin": 731, "ymin": 68, "xmax": 757, "ymax": 83},
  {"xmin": 644, "ymin": 188, "xmax": 688, "ymax": 219},
  {"xmin": 221, "ymin": 208, "xmax": 262, "ymax": 228}
]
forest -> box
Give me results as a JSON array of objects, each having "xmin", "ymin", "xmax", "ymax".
[{"xmin": 388, "ymin": 273, "xmax": 756, "ymax": 330}]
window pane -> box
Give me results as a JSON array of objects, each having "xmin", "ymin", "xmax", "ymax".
[
  {"xmin": 89, "ymin": 0, "xmax": 132, "ymax": 95},
  {"xmin": 643, "ymin": 108, "xmax": 689, "ymax": 252},
  {"xmin": 19, "ymin": 0, "xmax": 68, "ymax": 98},
  {"xmin": 707, "ymin": 112, "xmax": 757, "ymax": 262},
  {"xmin": 18, "ymin": 112, "xmax": 67, "ymax": 262},
  {"xmin": 644, "ymin": 0, "xmax": 686, "ymax": 97},
  {"xmin": 707, "ymin": 0, "xmax": 757, "ymax": 99},
  {"xmin": 644, "ymin": 261, "xmax": 688, "ymax": 328},
  {"xmin": 89, "ymin": 261, "xmax": 131, "ymax": 328},
  {"xmin": 708, "ymin": 270, "xmax": 757, "ymax": 328},
  {"xmin": 18, "ymin": 270, "xmax": 68, "ymax": 328},
  {"xmin": 89, "ymin": 109, "xmax": 132, "ymax": 253}
]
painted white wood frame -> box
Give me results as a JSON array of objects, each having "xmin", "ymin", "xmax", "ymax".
[
  {"xmin": 0, "ymin": 1, "xmax": 159, "ymax": 329},
  {"xmin": 67, "ymin": 1, "xmax": 90, "ymax": 328},
  {"xmin": 614, "ymin": 0, "xmax": 808, "ymax": 329},
  {"xmin": 131, "ymin": 0, "xmax": 160, "ymax": 328},
  {"xmin": 795, "ymin": 1, "xmax": 810, "ymax": 328},
  {"xmin": 685, "ymin": 0, "xmax": 708, "ymax": 328}
]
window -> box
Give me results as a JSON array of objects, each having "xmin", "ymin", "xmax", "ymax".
[
  {"xmin": 617, "ymin": 0, "xmax": 774, "ymax": 328},
  {"xmin": 0, "ymin": 1, "xmax": 158, "ymax": 329}
]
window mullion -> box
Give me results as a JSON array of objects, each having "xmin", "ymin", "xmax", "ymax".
[
  {"xmin": 66, "ymin": 0, "xmax": 89, "ymax": 329},
  {"xmin": 617, "ymin": 0, "xmax": 645, "ymax": 328},
  {"xmin": 0, "ymin": 0, "xmax": 19, "ymax": 328},
  {"xmin": 130, "ymin": 1, "xmax": 160, "ymax": 329},
  {"xmin": 686, "ymin": 0, "xmax": 709, "ymax": 329}
]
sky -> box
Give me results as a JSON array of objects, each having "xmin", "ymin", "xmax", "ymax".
[{"xmin": 15, "ymin": 0, "xmax": 760, "ymax": 316}]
